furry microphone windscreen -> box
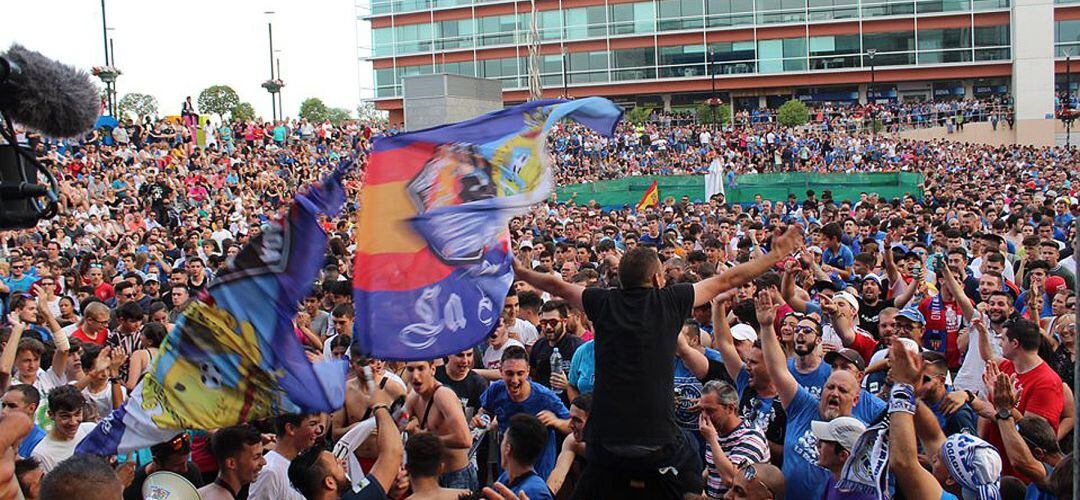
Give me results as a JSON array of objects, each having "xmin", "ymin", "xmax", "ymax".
[{"xmin": 1, "ymin": 44, "xmax": 100, "ymax": 138}]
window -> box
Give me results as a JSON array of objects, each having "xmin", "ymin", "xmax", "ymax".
[
  {"xmin": 659, "ymin": 44, "xmax": 706, "ymax": 77},
  {"xmin": 1057, "ymin": 20, "xmax": 1080, "ymax": 56},
  {"xmin": 706, "ymin": 0, "xmax": 754, "ymax": 27},
  {"xmin": 612, "ymin": 47, "xmax": 657, "ymax": 80},
  {"xmin": 917, "ymin": 28, "xmax": 971, "ymax": 50},
  {"xmin": 437, "ymin": 19, "xmax": 475, "ymax": 50},
  {"xmin": 478, "ymin": 57, "xmax": 520, "ymax": 87},
  {"xmin": 372, "ymin": 28, "xmax": 395, "ymax": 57},
  {"xmin": 809, "ymin": 35, "xmax": 861, "ymax": 69},
  {"xmin": 915, "ymin": 0, "xmax": 970, "ymax": 13},
  {"xmin": 972, "ymin": 0, "xmax": 1008, "ymax": 9},
  {"xmin": 756, "ymin": 0, "xmax": 806, "ymax": 24},
  {"xmin": 375, "ymin": 68, "xmax": 398, "ymax": 97},
  {"xmin": 610, "ymin": 2, "xmax": 657, "ymax": 35},
  {"xmin": 860, "ymin": 0, "xmax": 914, "ymax": 17},
  {"xmin": 658, "ymin": 0, "xmax": 705, "ymax": 31},
  {"xmin": 862, "ymin": 31, "xmax": 916, "ymax": 65},
  {"xmin": 568, "ymin": 51, "xmax": 609, "ymax": 83},
  {"xmin": 808, "ymin": 0, "xmax": 858, "ymax": 21},
  {"xmin": 564, "ymin": 6, "xmax": 607, "ymax": 39},
  {"xmin": 395, "ymin": 23, "xmax": 433, "ymax": 54},
  {"xmin": 536, "ymin": 10, "xmax": 563, "ymax": 41},
  {"xmin": 974, "ymin": 25, "xmax": 1008, "ymax": 47},
  {"xmin": 478, "ymin": 15, "xmax": 519, "ymax": 46},
  {"xmin": 438, "ymin": 60, "xmax": 476, "ymax": 77},
  {"xmin": 758, "ymin": 37, "xmax": 806, "ymax": 72},
  {"xmin": 707, "ymin": 41, "xmax": 756, "ymax": 74}
]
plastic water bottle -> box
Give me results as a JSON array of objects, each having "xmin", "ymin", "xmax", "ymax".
[{"xmin": 550, "ymin": 348, "xmax": 565, "ymax": 395}]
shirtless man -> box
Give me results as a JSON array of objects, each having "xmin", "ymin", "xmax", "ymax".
[
  {"xmin": 331, "ymin": 347, "xmax": 407, "ymax": 461},
  {"xmin": 403, "ymin": 360, "xmax": 476, "ymax": 491},
  {"xmin": 0, "ymin": 412, "xmax": 32, "ymax": 500}
]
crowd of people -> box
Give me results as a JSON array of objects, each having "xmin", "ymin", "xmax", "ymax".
[{"xmin": 0, "ymin": 93, "xmax": 1075, "ymax": 500}]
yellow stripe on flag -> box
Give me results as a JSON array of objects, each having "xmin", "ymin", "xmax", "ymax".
[{"xmin": 355, "ymin": 181, "xmax": 428, "ymax": 254}]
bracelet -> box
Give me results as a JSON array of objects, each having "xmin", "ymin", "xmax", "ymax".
[
  {"xmin": 964, "ymin": 390, "xmax": 975, "ymax": 404},
  {"xmin": 370, "ymin": 404, "xmax": 390, "ymax": 415},
  {"xmin": 889, "ymin": 383, "xmax": 917, "ymax": 415}
]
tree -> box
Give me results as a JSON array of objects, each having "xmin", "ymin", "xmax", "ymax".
[
  {"xmin": 697, "ymin": 103, "xmax": 731, "ymax": 126},
  {"xmin": 356, "ymin": 102, "xmax": 389, "ymax": 126},
  {"xmin": 299, "ymin": 97, "xmax": 330, "ymax": 122},
  {"xmin": 197, "ymin": 85, "xmax": 240, "ymax": 121},
  {"xmin": 326, "ymin": 107, "xmax": 352, "ymax": 125},
  {"xmin": 118, "ymin": 93, "xmax": 158, "ymax": 120},
  {"xmin": 231, "ymin": 102, "xmax": 256, "ymax": 122},
  {"xmin": 777, "ymin": 99, "xmax": 810, "ymax": 127},
  {"xmin": 625, "ymin": 106, "xmax": 654, "ymax": 126}
]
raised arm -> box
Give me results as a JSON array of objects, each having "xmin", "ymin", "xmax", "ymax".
[
  {"xmin": 756, "ymin": 293, "xmax": 798, "ymax": 408},
  {"xmin": 780, "ymin": 262, "xmax": 810, "ymax": 312},
  {"xmin": 892, "ymin": 271, "xmax": 920, "ymax": 308},
  {"xmin": 938, "ymin": 264, "xmax": 974, "ymax": 320},
  {"xmin": 990, "ymin": 371, "xmax": 1046, "ymax": 481},
  {"xmin": 513, "ymin": 258, "xmax": 584, "ymax": 311},
  {"xmin": 0, "ymin": 316, "xmax": 26, "ymax": 390},
  {"xmin": 971, "ymin": 315, "xmax": 1001, "ymax": 365},
  {"xmin": 712, "ymin": 296, "xmax": 745, "ymax": 382},
  {"xmin": 888, "ymin": 340, "xmax": 945, "ymax": 500},
  {"xmin": 368, "ymin": 389, "xmax": 405, "ymax": 494},
  {"xmin": 693, "ymin": 226, "xmax": 803, "ymax": 307}
]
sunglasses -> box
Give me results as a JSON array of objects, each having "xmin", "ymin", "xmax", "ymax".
[
  {"xmin": 795, "ymin": 326, "xmax": 819, "ymax": 335},
  {"xmin": 741, "ymin": 464, "xmax": 776, "ymax": 499}
]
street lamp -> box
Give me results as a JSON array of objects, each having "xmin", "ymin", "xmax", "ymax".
[
  {"xmin": 96, "ymin": 0, "xmax": 119, "ymax": 116},
  {"xmin": 1064, "ymin": 50, "xmax": 1075, "ymax": 148},
  {"xmin": 867, "ymin": 48, "xmax": 878, "ymax": 133},
  {"xmin": 561, "ymin": 46, "xmax": 569, "ymax": 99},
  {"xmin": 262, "ymin": 10, "xmax": 281, "ymax": 121}
]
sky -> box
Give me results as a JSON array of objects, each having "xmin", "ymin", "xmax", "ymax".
[{"xmin": 3, "ymin": 0, "xmax": 374, "ymax": 121}]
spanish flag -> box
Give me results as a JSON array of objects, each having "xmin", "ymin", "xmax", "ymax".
[{"xmin": 636, "ymin": 180, "xmax": 659, "ymax": 212}]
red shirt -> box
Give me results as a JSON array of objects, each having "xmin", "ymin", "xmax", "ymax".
[
  {"xmin": 983, "ymin": 359, "xmax": 1064, "ymax": 481},
  {"xmin": 71, "ymin": 326, "xmax": 108, "ymax": 346},
  {"xmin": 847, "ymin": 329, "xmax": 878, "ymax": 365},
  {"xmin": 93, "ymin": 282, "xmax": 114, "ymax": 301}
]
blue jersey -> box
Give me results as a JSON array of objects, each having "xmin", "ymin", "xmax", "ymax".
[{"xmin": 481, "ymin": 381, "xmax": 570, "ymax": 479}]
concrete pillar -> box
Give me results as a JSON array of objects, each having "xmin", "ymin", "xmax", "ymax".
[
  {"xmin": 662, "ymin": 94, "xmax": 672, "ymax": 112},
  {"xmin": 963, "ymin": 80, "xmax": 975, "ymax": 99},
  {"xmin": 758, "ymin": 95, "xmax": 768, "ymax": 109},
  {"xmin": 858, "ymin": 84, "xmax": 869, "ymax": 105},
  {"xmin": 1011, "ymin": 0, "xmax": 1056, "ymax": 146}
]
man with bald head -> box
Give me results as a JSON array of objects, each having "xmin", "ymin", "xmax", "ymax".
[{"xmin": 756, "ymin": 292, "xmax": 870, "ymax": 500}]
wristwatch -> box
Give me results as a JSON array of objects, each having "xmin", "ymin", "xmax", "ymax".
[{"xmin": 995, "ymin": 408, "xmax": 1013, "ymax": 421}]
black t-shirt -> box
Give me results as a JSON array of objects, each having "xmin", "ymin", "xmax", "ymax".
[
  {"xmin": 857, "ymin": 297, "xmax": 896, "ymax": 340},
  {"xmin": 529, "ymin": 332, "xmax": 584, "ymax": 397},
  {"xmin": 123, "ymin": 461, "xmax": 205, "ymax": 500},
  {"xmin": 434, "ymin": 365, "xmax": 489, "ymax": 415},
  {"xmin": 581, "ymin": 283, "xmax": 694, "ymax": 449}
]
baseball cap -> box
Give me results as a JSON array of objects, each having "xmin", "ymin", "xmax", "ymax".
[
  {"xmin": 518, "ymin": 240, "xmax": 534, "ymax": 250},
  {"xmin": 862, "ymin": 273, "xmax": 883, "ymax": 286},
  {"xmin": 896, "ymin": 307, "xmax": 925, "ymax": 325},
  {"xmin": 824, "ymin": 348, "xmax": 866, "ymax": 371},
  {"xmin": 730, "ymin": 324, "xmax": 758, "ymax": 343},
  {"xmin": 1045, "ymin": 276, "xmax": 1067, "ymax": 295},
  {"xmin": 833, "ymin": 292, "xmax": 860, "ymax": 313},
  {"xmin": 145, "ymin": 273, "xmax": 160, "ymax": 284},
  {"xmin": 811, "ymin": 279, "xmax": 839, "ymax": 294},
  {"xmin": 811, "ymin": 416, "xmax": 866, "ymax": 452}
]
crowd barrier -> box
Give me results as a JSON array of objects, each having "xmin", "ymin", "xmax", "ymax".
[{"xmin": 555, "ymin": 172, "xmax": 924, "ymax": 208}]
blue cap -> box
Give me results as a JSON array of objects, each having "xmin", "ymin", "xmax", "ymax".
[{"xmin": 896, "ymin": 307, "xmax": 925, "ymax": 325}]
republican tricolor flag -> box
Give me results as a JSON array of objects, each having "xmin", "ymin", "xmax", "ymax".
[{"xmin": 352, "ymin": 98, "xmax": 622, "ymax": 361}]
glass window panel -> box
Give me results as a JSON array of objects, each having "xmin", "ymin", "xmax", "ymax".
[
  {"xmin": 974, "ymin": 48, "xmax": 1010, "ymax": 60},
  {"xmin": 918, "ymin": 28, "xmax": 971, "ymax": 50},
  {"xmin": 918, "ymin": 49, "xmax": 973, "ymax": 63},
  {"xmin": 375, "ymin": 68, "xmax": 396, "ymax": 86},
  {"xmin": 611, "ymin": 2, "xmax": 657, "ymax": 34},
  {"xmin": 972, "ymin": 0, "xmax": 1008, "ymax": 9},
  {"xmin": 916, "ymin": 0, "xmax": 970, "ymax": 13},
  {"xmin": 861, "ymin": 0, "xmax": 915, "ymax": 16},
  {"xmin": 757, "ymin": 39, "xmax": 784, "ymax": 73},
  {"xmin": 1057, "ymin": 20, "xmax": 1080, "ymax": 44},
  {"xmin": 808, "ymin": 0, "xmax": 858, "ymax": 21},
  {"xmin": 659, "ymin": 44, "xmax": 706, "ymax": 77},
  {"xmin": 863, "ymin": 31, "xmax": 915, "ymax": 53},
  {"xmin": 974, "ymin": 25, "xmax": 1008, "ymax": 47},
  {"xmin": 707, "ymin": 0, "xmax": 754, "ymax": 26},
  {"xmin": 373, "ymin": 28, "xmax": 395, "ymax": 57},
  {"xmin": 709, "ymin": 41, "xmax": 756, "ymax": 74},
  {"xmin": 613, "ymin": 47, "xmax": 657, "ymax": 68},
  {"xmin": 658, "ymin": 0, "xmax": 705, "ymax": 31}
]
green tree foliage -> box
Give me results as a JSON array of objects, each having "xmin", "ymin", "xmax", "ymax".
[
  {"xmin": 299, "ymin": 97, "xmax": 330, "ymax": 122},
  {"xmin": 356, "ymin": 102, "xmax": 389, "ymax": 126},
  {"xmin": 625, "ymin": 106, "xmax": 654, "ymax": 126},
  {"xmin": 231, "ymin": 102, "xmax": 256, "ymax": 122},
  {"xmin": 326, "ymin": 107, "xmax": 352, "ymax": 125},
  {"xmin": 697, "ymin": 103, "xmax": 731, "ymax": 126},
  {"xmin": 118, "ymin": 93, "xmax": 158, "ymax": 120},
  {"xmin": 777, "ymin": 99, "xmax": 810, "ymax": 127},
  {"xmin": 197, "ymin": 85, "xmax": 240, "ymax": 120}
]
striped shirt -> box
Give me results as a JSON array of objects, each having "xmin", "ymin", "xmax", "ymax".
[{"xmin": 705, "ymin": 419, "xmax": 770, "ymax": 498}]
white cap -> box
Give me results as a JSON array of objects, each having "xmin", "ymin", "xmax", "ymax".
[
  {"xmin": 833, "ymin": 291, "xmax": 860, "ymax": 314},
  {"xmin": 811, "ymin": 416, "xmax": 867, "ymax": 452},
  {"xmin": 730, "ymin": 324, "xmax": 758, "ymax": 343}
]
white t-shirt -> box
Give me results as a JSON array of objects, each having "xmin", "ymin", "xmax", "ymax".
[
  {"xmin": 83, "ymin": 383, "xmax": 124, "ymax": 419},
  {"xmin": 248, "ymin": 450, "xmax": 305, "ymax": 500},
  {"xmin": 23, "ymin": 368, "xmax": 66, "ymax": 399},
  {"xmin": 483, "ymin": 339, "xmax": 525, "ymax": 371},
  {"xmin": 953, "ymin": 312, "xmax": 1003, "ymax": 395},
  {"xmin": 508, "ymin": 318, "xmax": 539, "ymax": 348},
  {"xmin": 32, "ymin": 422, "xmax": 96, "ymax": 473}
]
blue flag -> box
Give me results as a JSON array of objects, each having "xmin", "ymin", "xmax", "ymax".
[
  {"xmin": 352, "ymin": 98, "xmax": 622, "ymax": 361},
  {"xmin": 77, "ymin": 164, "xmax": 350, "ymax": 456}
]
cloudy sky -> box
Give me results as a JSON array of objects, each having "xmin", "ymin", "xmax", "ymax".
[{"xmin": 3, "ymin": 0, "xmax": 374, "ymax": 120}]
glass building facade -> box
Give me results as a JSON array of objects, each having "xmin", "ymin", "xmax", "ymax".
[{"xmin": 363, "ymin": 0, "xmax": 1073, "ymax": 106}]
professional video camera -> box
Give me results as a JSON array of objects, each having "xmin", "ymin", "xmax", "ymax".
[{"xmin": 0, "ymin": 44, "xmax": 100, "ymax": 229}]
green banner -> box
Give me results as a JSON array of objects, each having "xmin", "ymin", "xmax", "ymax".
[{"xmin": 555, "ymin": 172, "xmax": 924, "ymax": 207}]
